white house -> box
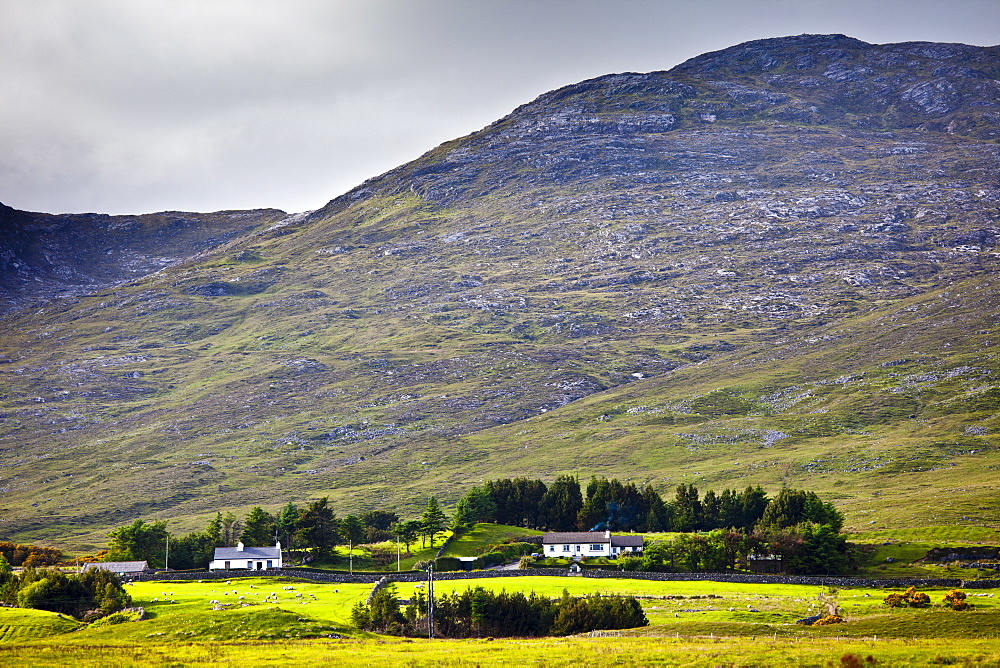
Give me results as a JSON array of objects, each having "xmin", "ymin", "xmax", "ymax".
[
  {"xmin": 542, "ymin": 531, "xmax": 644, "ymax": 558},
  {"xmin": 208, "ymin": 542, "xmax": 282, "ymax": 571}
]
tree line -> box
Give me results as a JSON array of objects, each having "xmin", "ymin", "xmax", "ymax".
[
  {"xmin": 615, "ymin": 523, "xmax": 852, "ymax": 575},
  {"xmin": 352, "ymin": 583, "xmax": 647, "ymax": 638},
  {"xmin": 454, "ymin": 475, "xmax": 843, "ymax": 534},
  {"xmin": 104, "ymin": 497, "xmax": 450, "ymax": 570}
]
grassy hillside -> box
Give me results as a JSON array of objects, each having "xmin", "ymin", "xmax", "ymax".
[{"xmin": 1, "ymin": 36, "xmax": 998, "ymax": 549}]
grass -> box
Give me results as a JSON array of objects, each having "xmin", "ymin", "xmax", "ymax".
[
  {"xmin": 1, "ymin": 575, "xmax": 1000, "ymax": 665},
  {"xmin": 1, "ymin": 574, "xmax": 1000, "ymax": 665},
  {"xmin": 0, "ymin": 607, "xmax": 81, "ymax": 642},
  {"xmin": 2, "ymin": 636, "xmax": 1000, "ymax": 667},
  {"xmin": 439, "ymin": 523, "xmax": 543, "ymax": 558}
]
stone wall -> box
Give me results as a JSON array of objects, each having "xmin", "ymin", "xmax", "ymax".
[{"xmin": 131, "ymin": 567, "xmax": 995, "ymax": 589}]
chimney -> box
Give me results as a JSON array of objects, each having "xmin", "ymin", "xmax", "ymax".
[{"xmin": 236, "ymin": 541, "xmax": 244, "ymax": 551}]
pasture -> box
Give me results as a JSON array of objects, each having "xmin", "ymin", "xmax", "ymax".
[{"xmin": 1, "ymin": 574, "xmax": 1000, "ymax": 665}]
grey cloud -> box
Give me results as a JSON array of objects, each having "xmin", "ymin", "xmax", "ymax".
[{"xmin": 1, "ymin": 0, "xmax": 997, "ymax": 215}]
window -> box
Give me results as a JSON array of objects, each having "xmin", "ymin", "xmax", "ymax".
[
  {"xmin": 549, "ymin": 546, "xmax": 555, "ymax": 552},
  {"xmin": 562, "ymin": 545, "xmax": 570, "ymax": 552},
  {"xmin": 247, "ymin": 561, "xmax": 253, "ymax": 569},
  {"xmin": 224, "ymin": 561, "xmax": 230, "ymax": 569},
  {"xmin": 267, "ymin": 560, "xmax": 273, "ymax": 568},
  {"xmin": 590, "ymin": 544, "xmax": 604, "ymax": 551}
]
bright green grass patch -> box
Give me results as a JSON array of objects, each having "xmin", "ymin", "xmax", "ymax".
[
  {"xmin": 0, "ymin": 607, "xmax": 81, "ymax": 643},
  {"xmin": 113, "ymin": 578, "xmax": 372, "ymax": 634},
  {"xmin": 860, "ymin": 525, "xmax": 1000, "ymax": 543},
  {"xmin": 397, "ymin": 576, "xmax": 1000, "ymax": 632},
  {"xmin": 440, "ymin": 523, "xmax": 543, "ymax": 558}
]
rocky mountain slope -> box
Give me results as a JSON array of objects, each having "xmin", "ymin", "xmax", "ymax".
[{"xmin": 1, "ymin": 35, "xmax": 998, "ymax": 548}]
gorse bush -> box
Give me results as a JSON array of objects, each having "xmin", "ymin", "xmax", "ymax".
[
  {"xmin": 943, "ymin": 589, "xmax": 970, "ymax": 611},
  {"xmin": 0, "ymin": 541, "xmax": 62, "ymax": 567},
  {"xmin": 884, "ymin": 586, "xmax": 931, "ymax": 609}
]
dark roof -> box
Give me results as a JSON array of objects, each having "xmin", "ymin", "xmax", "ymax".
[
  {"xmin": 82, "ymin": 561, "xmax": 149, "ymax": 573},
  {"xmin": 543, "ymin": 531, "xmax": 610, "ymax": 544},
  {"xmin": 213, "ymin": 545, "xmax": 281, "ymax": 560},
  {"xmin": 611, "ymin": 535, "xmax": 645, "ymax": 547}
]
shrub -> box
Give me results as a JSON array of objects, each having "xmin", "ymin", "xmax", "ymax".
[
  {"xmin": 550, "ymin": 594, "xmax": 648, "ymax": 636},
  {"xmin": 479, "ymin": 551, "xmax": 506, "ymax": 568},
  {"xmin": 812, "ymin": 614, "xmax": 845, "ymax": 625},
  {"xmin": 434, "ymin": 557, "xmax": 463, "ymax": 572},
  {"xmin": 883, "ymin": 592, "xmax": 905, "ymax": 608},
  {"xmin": 884, "ymin": 586, "xmax": 932, "ymax": 609},
  {"xmin": 618, "ymin": 555, "xmax": 644, "ymax": 571},
  {"xmin": 352, "ymin": 584, "xmax": 404, "ymax": 633},
  {"xmin": 943, "ymin": 589, "xmax": 969, "ymax": 611},
  {"xmin": 89, "ymin": 608, "xmax": 143, "ymax": 627},
  {"xmin": 518, "ymin": 556, "xmax": 535, "ymax": 569}
]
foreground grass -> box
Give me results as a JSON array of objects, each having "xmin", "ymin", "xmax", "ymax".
[
  {"xmin": 4, "ymin": 575, "xmax": 1000, "ymax": 665},
  {"xmin": 2, "ymin": 635, "xmax": 1000, "ymax": 667}
]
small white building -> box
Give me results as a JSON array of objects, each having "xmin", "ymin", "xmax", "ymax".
[
  {"xmin": 208, "ymin": 542, "xmax": 282, "ymax": 571},
  {"xmin": 542, "ymin": 531, "xmax": 644, "ymax": 558}
]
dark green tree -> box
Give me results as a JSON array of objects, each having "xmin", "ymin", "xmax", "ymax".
[
  {"xmin": 166, "ymin": 517, "xmax": 218, "ymax": 570},
  {"xmin": 241, "ymin": 507, "xmax": 276, "ymax": 546},
  {"xmin": 275, "ymin": 502, "xmax": 299, "ymax": 549},
  {"xmin": 700, "ymin": 490, "xmax": 719, "ymax": 530},
  {"xmin": 539, "ymin": 475, "xmax": 582, "ymax": 531},
  {"xmin": 393, "ymin": 519, "xmax": 422, "ymax": 553},
  {"xmin": 106, "ymin": 519, "xmax": 169, "ymax": 567},
  {"xmin": 484, "ymin": 478, "xmax": 547, "ymax": 528},
  {"xmin": 421, "ymin": 497, "xmax": 448, "ymax": 548},
  {"xmin": 352, "ymin": 583, "xmax": 405, "ymax": 633},
  {"xmin": 739, "ymin": 486, "xmax": 770, "ymax": 530},
  {"xmin": 642, "ymin": 486, "xmax": 672, "ymax": 532},
  {"xmin": 341, "ymin": 514, "xmax": 366, "ymax": 573},
  {"xmin": 205, "ymin": 512, "xmax": 223, "ymax": 547},
  {"xmin": 296, "ymin": 497, "xmax": 339, "ymax": 558},
  {"xmin": 672, "ymin": 484, "xmax": 701, "ymax": 532},
  {"xmin": 220, "ymin": 512, "xmax": 242, "ymax": 546},
  {"xmin": 10, "ymin": 568, "xmax": 131, "ymax": 619},
  {"xmin": 452, "ymin": 486, "xmax": 497, "ymax": 528},
  {"xmin": 786, "ymin": 524, "xmax": 850, "ymax": 575},
  {"xmin": 360, "ymin": 510, "xmax": 399, "ymax": 531},
  {"xmin": 758, "ymin": 488, "xmax": 842, "ymax": 532}
]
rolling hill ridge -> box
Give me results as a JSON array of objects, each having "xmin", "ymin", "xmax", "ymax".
[{"xmin": 0, "ymin": 34, "xmax": 998, "ymax": 549}]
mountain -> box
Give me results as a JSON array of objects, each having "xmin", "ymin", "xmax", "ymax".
[{"xmin": 1, "ymin": 35, "xmax": 998, "ymax": 549}]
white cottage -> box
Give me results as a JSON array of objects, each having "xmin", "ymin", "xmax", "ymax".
[
  {"xmin": 208, "ymin": 542, "xmax": 283, "ymax": 571},
  {"xmin": 542, "ymin": 531, "xmax": 644, "ymax": 558}
]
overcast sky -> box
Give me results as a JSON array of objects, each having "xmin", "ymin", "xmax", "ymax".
[{"xmin": 2, "ymin": 0, "xmax": 998, "ymax": 216}]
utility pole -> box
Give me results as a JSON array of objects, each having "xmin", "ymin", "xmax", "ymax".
[
  {"xmin": 427, "ymin": 564, "xmax": 435, "ymax": 639},
  {"xmin": 396, "ymin": 535, "xmax": 401, "ymax": 573},
  {"xmin": 164, "ymin": 534, "xmax": 169, "ymax": 571}
]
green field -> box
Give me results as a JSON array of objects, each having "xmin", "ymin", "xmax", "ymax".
[{"xmin": 2, "ymin": 574, "xmax": 1000, "ymax": 665}]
